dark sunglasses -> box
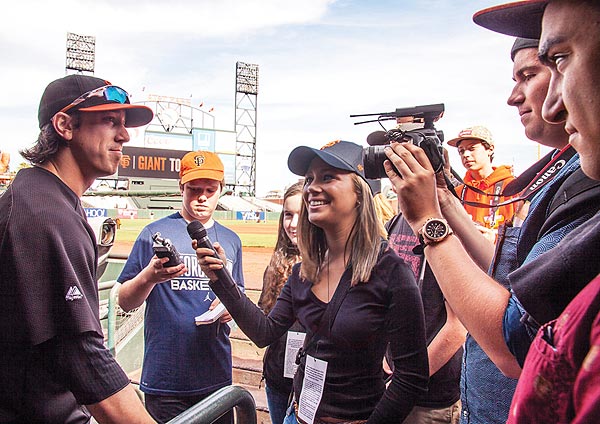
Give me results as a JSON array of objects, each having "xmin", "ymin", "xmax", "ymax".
[{"xmin": 59, "ymin": 85, "xmax": 129, "ymax": 114}]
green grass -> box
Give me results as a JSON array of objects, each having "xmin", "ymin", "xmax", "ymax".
[
  {"xmin": 114, "ymin": 219, "xmax": 152, "ymax": 243},
  {"xmin": 235, "ymin": 233, "xmax": 277, "ymax": 248},
  {"xmin": 115, "ymin": 218, "xmax": 278, "ymax": 248}
]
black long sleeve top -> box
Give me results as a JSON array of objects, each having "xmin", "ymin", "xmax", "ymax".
[{"xmin": 210, "ymin": 248, "xmax": 429, "ymax": 423}]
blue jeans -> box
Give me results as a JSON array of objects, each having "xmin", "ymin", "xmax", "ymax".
[
  {"xmin": 460, "ymin": 225, "xmax": 520, "ymax": 424},
  {"xmin": 266, "ymin": 384, "xmax": 291, "ymax": 424},
  {"xmin": 283, "ymin": 402, "xmax": 299, "ymax": 424}
]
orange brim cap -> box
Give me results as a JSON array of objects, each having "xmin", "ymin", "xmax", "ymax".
[
  {"xmin": 179, "ymin": 151, "xmax": 225, "ymax": 184},
  {"xmin": 79, "ymin": 103, "xmax": 154, "ymax": 128},
  {"xmin": 473, "ymin": 0, "xmax": 548, "ymax": 39},
  {"xmin": 180, "ymin": 168, "xmax": 224, "ymax": 185}
]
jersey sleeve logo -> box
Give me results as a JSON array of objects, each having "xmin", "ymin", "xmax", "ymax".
[{"xmin": 65, "ymin": 285, "xmax": 84, "ymax": 301}]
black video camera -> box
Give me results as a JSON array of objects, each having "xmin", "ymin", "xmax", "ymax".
[{"xmin": 351, "ymin": 103, "xmax": 446, "ymax": 179}]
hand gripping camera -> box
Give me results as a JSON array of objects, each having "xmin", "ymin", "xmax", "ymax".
[{"xmin": 350, "ymin": 103, "xmax": 446, "ymax": 179}]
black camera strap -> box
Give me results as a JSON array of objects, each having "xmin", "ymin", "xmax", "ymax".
[
  {"xmin": 295, "ymin": 240, "xmax": 388, "ymax": 366},
  {"xmin": 295, "ymin": 268, "xmax": 352, "ymax": 367},
  {"xmin": 451, "ymin": 145, "xmax": 577, "ymax": 209},
  {"xmin": 290, "ymin": 269, "xmax": 352, "ymax": 409}
]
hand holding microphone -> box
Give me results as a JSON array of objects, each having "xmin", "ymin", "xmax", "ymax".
[{"xmin": 187, "ymin": 221, "xmax": 241, "ymax": 299}]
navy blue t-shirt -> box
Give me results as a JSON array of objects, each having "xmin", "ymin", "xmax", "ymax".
[{"xmin": 118, "ymin": 213, "xmax": 244, "ymax": 396}]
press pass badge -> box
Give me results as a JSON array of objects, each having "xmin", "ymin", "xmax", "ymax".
[
  {"xmin": 284, "ymin": 331, "xmax": 306, "ymax": 378},
  {"xmin": 297, "ymin": 355, "xmax": 327, "ymax": 424}
]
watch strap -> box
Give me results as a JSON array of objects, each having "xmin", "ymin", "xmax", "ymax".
[{"xmin": 412, "ymin": 218, "xmax": 452, "ymax": 255}]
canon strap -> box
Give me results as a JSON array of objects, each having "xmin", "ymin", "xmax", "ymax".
[{"xmin": 454, "ymin": 145, "xmax": 577, "ymax": 209}]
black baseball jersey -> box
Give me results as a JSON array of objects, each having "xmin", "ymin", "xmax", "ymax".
[{"xmin": 0, "ymin": 167, "xmax": 128, "ymax": 423}]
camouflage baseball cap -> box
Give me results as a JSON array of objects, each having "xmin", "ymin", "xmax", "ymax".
[{"xmin": 447, "ymin": 126, "xmax": 494, "ymax": 148}]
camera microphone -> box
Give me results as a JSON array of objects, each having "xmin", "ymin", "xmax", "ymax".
[
  {"xmin": 366, "ymin": 131, "xmax": 389, "ymax": 146},
  {"xmin": 187, "ymin": 221, "xmax": 241, "ymax": 299}
]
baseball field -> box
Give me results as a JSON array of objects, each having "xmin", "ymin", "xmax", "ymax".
[{"xmin": 113, "ymin": 218, "xmax": 278, "ymax": 290}]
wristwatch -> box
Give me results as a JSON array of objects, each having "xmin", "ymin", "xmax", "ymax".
[{"xmin": 413, "ymin": 218, "xmax": 453, "ymax": 254}]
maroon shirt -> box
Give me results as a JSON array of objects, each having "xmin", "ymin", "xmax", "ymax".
[{"xmin": 509, "ymin": 274, "xmax": 600, "ymax": 423}]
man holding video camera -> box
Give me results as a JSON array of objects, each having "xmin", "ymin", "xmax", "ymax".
[
  {"xmin": 385, "ymin": 1, "xmax": 600, "ymax": 423},
  {"xmin": 117, "ymin": 150, "xmax": 244, "ymax": 424},
  {"xmin": 377, "ymin": 115, "xmax": 463, "ymax": 424}
]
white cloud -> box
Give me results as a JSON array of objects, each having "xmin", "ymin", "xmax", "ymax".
[
  {"xmin": 1, "ymin": 0, "xmax": 335, "ymax": 36},
  {"xmin": 0, "ymin": 0, "xmax": 549, "ymax": 195}
]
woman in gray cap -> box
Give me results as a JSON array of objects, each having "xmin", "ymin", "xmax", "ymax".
[{"xmin": 196, "ymin": 140, "xmax": 428, "ymax": 424}]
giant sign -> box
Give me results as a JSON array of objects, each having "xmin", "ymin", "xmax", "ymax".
[
  {"xmin": 119, "ymin": 146, "xmax": 235, "ymax": 184},
  {"xmin": 119, "ymin": 146, "xmax": 186, "ymax": 179}
]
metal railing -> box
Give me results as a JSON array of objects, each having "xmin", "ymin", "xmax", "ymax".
[{"xmin": 167, "ymin": 385, "xmax": 257, "ymax": 424}]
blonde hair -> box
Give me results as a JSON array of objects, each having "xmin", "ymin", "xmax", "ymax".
[
  {"xmin": 373, "ymin": 192, "xmax": 396, "ymax": 235},
  {"xmin": 298, "ymin": 174, "xmax": 385, "ymax": 286}
]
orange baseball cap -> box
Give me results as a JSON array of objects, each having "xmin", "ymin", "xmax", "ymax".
[{"xmin": 179, "ymin": 151, "xmax": 224, "ymax": 184}]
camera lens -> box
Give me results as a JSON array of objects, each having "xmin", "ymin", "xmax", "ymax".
[{"xmin": 363, "ymin": 146, "xmax": 400, "ymax": 180}]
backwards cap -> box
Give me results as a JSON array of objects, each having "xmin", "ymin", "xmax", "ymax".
[
  {"xmin": 510, "ymin": 37, "xmax": 540, "ymax": 61},
  {"xmin": 38, "ymin": 74, "xmax": 153, "ymax": 129},
  {"xmin": 447, "ymin": 126, "xmax": 494, "ymax": 148}
]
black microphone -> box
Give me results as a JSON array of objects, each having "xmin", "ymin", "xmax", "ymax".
[
  {"xmin": 366, "ymin": 130, "xmax": 389, "ymax": 146},
  {"xmin": 187, "ymin": 221, "xmax": 241, "ymax": 299}
]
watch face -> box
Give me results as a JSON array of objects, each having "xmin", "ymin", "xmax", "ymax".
[{"xmin": 425, "ymin": 219, "xmax": 448, "ymax": 240}]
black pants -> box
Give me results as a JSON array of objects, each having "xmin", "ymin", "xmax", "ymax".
[{"xmin": 145, "ymin": 392, "xmax": 234, "ymax": 424}]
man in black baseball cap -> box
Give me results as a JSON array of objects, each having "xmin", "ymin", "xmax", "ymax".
[
  {"xmin": 0, "ymin": 75, "xmax": 156, "ymax": 423},
  {"xmin": 37, "ymin": 74, "xmax": 153, "ymax": 129},
  {"xmin": 474, "ymin": 1, "xmax": 600, "ymax": 422},
  {"xmin": 384, "ymin": 1, "xmax": 600, "ymax": 423}
]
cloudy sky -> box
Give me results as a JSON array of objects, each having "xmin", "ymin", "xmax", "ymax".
[{"xmin": 1, "ymin": 0, "xmax": 548, "ymax": 196}]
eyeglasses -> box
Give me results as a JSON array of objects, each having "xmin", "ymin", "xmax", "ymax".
[{"xmin": 59, "ymin": 85, "xmax": 130, "ymax": 114}]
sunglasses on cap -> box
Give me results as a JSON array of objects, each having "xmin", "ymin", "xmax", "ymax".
[{"xmin": 59, "ymin": 85, "xmax": 130, "ymax": 114}]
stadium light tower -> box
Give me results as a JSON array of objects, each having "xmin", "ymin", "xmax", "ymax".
[
  {"xmin": 66, "ymin": 32, "xmax": 95, "ymax": 75},
  {"xmin": 234, "ymin": 62, "xmax": 258, "ymax": 196}
]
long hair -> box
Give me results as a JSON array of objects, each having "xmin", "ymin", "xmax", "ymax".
[
  {"xmin": 258, "ymin": 181, "xmax": 304, "ymax": 314},
  {"xmin": 298, "ymin": 174, "xmax": 385, "ymax": 286},
  {"xmin": 373, "ymin": 192, "xmax": 396, "ymax": 235},
  {"xmin": 20, "ymin": 117, "xmax": 79, "ymax": 165}
]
